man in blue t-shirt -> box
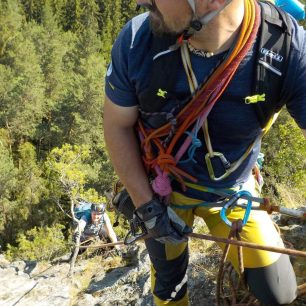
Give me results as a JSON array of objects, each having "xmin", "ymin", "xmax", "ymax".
[{"xmin": 104, "ymin": 0, "xmax": 306, "ymax": 305}]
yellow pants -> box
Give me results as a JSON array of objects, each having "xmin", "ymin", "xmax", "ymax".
[{"xmin": 145, "ymin": 176, "xmax": 295, "ymax": 305}]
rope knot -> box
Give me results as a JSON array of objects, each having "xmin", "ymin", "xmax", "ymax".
[
  {"xmin": 156, "ymin": 153, "xmax": 176, "ymax": 171},
  {"xmin": 230, "ymin": 219, "xmax": 243, "ymax": 239},
  {"xmin": 152, "ymin": 173, "xmax": 173, "ymax": 197}
]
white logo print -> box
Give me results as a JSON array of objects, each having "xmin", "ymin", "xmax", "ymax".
[
  {"xmin": 260, "ymin": 48, "xmax": 283, "ymax": 62},
  {"xmin": 106, "ymin": 61, "xmax": 113, "ymax": 77}
]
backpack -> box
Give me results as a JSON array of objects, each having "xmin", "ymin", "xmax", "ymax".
[
  {"xmin": 253, "ymin": 1, "xmax": 292, "ymax": 128},
  {"xmin": 138, "ymin": 1, "xmax": 292, "ymax": 129},
  {"xmin": 74, "ymin": 200, "xmax": 92, "ymax": 221}
]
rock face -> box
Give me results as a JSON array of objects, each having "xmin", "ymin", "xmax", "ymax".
[
  {"xmin": 0, "ymin": 257, "xmax": 71, "ymax": 306},
  {"xmin": 0, "ymin": 213, "xmax": 305, "ymax": 306},
  {"xmin": 0, "ymin": 247, "xmax": 218, "ymax": 306},
  {"xmin": 277, "ymin": 209, "xmax": 306, "ymax": 287}
]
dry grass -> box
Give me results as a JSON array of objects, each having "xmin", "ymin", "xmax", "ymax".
[
  {"xmin": 189, "ymin": 217, "xmax": 215, "ymax": 254},
  {"xmin": 274, "ymin": 183, "xmax": 305, "ymax": 209}
]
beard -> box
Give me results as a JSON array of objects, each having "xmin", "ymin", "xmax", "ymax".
[
  {"xmin": 149, "ymin": 11, "xmax": 172, "ymax": 36},
  {"xmin": 146, "ymin": 1, "xmax": 179, "ymax": 37}
]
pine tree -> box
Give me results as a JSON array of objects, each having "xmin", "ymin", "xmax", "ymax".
[
  {"xmin": 60, "ymin": 0, "xmax": 82, "ymax": 32},
  {"xmin": 0, "ymin": 0, "xmax": 24, "ymax": 60},
  {"xmin": 121, "ymin": 0, "xmax": 138, "ymax": 25},
  {"xmin": 0, "ymin": 2, "xmax": 45, "ymax": 147},
  {"xmin": 20, "ymin": 0, "xmax": 46, "ymax": 23},
  {"xmin": 32, "ymin": 3, "xmax": 76, "ymax": 156},
  {"xmin": 0, "ymin": 129, "xmax": 16, "ymax": 246}
]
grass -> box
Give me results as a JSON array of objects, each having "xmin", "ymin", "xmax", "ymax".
[{"xmin": 189, "ymin": 217, "xmax": 218, "ymax": 256}]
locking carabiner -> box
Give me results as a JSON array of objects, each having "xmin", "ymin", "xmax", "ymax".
[{"xmin": 220, "ymin": 190, "xmax": 253, "ymax": 227}]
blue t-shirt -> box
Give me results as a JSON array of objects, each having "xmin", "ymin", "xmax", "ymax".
[{"xmin": 105, "ymin": 10, "xmax": 306, "ymax": 200}]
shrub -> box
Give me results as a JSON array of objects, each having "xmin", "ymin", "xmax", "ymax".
[
  {"xmin": 262, "ymin": 112, "xmax": 306, "ymax": 206},
  {"xmin": 5, "ymin": 224, "xmax": 69, "ymax": 261}
]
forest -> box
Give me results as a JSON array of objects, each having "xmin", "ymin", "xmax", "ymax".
[{"xmin": 0, "ymin": 0, "xmax": 305, "ymax": 261}]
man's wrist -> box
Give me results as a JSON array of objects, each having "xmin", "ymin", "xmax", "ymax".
[
  {"xmin": 134, "ymin": 198, "xmax": 164, "ymax": 221},
  {"xmin": 133, "ymin": 194, "xmax": 154, "ymax": 208}
]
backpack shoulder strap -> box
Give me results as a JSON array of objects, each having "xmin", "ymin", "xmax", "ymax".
[
  {"xmin": 138, "ymin": 34, "xmax": 181, "ymax": 113},
  {"xmin": 253, "ymin": 1, "xmax": 292, "ymax": 128}
]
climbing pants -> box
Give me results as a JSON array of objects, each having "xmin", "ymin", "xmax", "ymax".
[{"xmin": 145, "ymin": 177, "xmax": 297, "ymax": 305}]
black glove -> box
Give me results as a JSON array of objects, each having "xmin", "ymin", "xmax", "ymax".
[
  {"xmin": 134, "ymin": 198, "xmax": 192, "ymax": 244},
  {"xmin": 112, "ymin": 188, "xmax": 135, "ymax": 220},
  {"xmin": 72, "ymin": 231, "xmax": 80, "ymax": 243}
]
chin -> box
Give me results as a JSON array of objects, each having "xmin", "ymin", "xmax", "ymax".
[{"xmin": 150, "ymin": 16, "xmax": 181, "ymax": 37}]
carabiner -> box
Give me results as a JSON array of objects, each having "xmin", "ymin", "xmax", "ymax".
[
  {"xmin": 124, "ymin": 217, "xmax": 148, "ymax": 245},
  {"xmin": 205, "ymin": 152, "xmax": 231, "ymax": 181},
  {"xmin": 220, "ymin": 190, "xmax": 253, "ymax": 227}
]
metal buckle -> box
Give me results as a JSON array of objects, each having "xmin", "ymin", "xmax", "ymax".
[
  {"xmin": 205, "ymin": 152, "xmax": 231, "ymax": 181},
  {"xmin": 124, "ymin": 217, "xmax": 148, "ymax": 245},
  {"xmin": 220, "ymin": 190, "xmax": 253, "ymax": 227}
]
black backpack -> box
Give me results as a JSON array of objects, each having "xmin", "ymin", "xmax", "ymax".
[{"xmin": 253, "ymin": 1, "xmax": 292, "ymax": 127}]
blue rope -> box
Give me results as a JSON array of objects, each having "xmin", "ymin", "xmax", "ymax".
[{"xmin": 179, "ymin": 119, "xmax": 202, "ymax": 164}]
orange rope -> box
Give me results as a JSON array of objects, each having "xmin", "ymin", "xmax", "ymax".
[{"xmin": 137, "ymin": 0, "xmax": 260, "ymax": 183}]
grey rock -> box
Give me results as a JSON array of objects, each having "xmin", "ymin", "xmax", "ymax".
[{"xmin": 0, "ymin": 255, "xmax": 9, "ymax": 267}]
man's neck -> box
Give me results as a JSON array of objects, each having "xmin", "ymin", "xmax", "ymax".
[{"xmin": 188, "ymin": 0, "xmax": 245, "ymax": 54}]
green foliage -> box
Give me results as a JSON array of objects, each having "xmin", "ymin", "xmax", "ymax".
[
  {"xmin": 0, "ymin": 129, "xmax": 17, "ymax": 243},
  {"xmin": 262, "ymin": 111, "xmax": 306, "ymax": 205},
  {"xmin": 20, "ymin": 0, "xmax": 45, "ymax": 23},
  {"xmin": 81, "ymin": 188, "xmax": 106, "ymax": 204},
  {"xmin": 0, "ymin": 0, "xmax": 132, "ymax": 254},
  {"xmin": 45, "ymin": 143, "xmax": 91, "ymax": 197},
  {"xmin": 5, "ymin": 224, "xmax": 69, "ymax": 261},
  {"xmin": 106, "ymin": 210, "xmax": 129, "ymax": 240},
  {"xmin": 0, "ymin": 129, "xmax": 16, "ymax": 200},
  {"xmin": 0, "ymin": 141, "xmax": 48, "ymax": 246},
  {"xmin": 0, "ymin": 20, "xmax": 45, "ymax": 143},
  {"xmin": 89, "ymin": 142, "xmax": 115, "ymax": 193}
]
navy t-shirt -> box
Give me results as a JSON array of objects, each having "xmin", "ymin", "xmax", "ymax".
[{"xmin": 105, "ymin": 10, "xmax": 306, "ymax": 199}]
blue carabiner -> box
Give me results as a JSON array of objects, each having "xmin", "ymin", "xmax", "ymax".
[{"xmin": 220, "ymin": 190, "xmax": 253, "ymax": 227}]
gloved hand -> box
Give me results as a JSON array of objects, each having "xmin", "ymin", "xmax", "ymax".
[
  {"xmin": 134, "ymin": 198, "xmax": 192, "ymax": 244},
  {"xmin": 72, "ymin": 231, "xmax": 80, "ymax": 243}
]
